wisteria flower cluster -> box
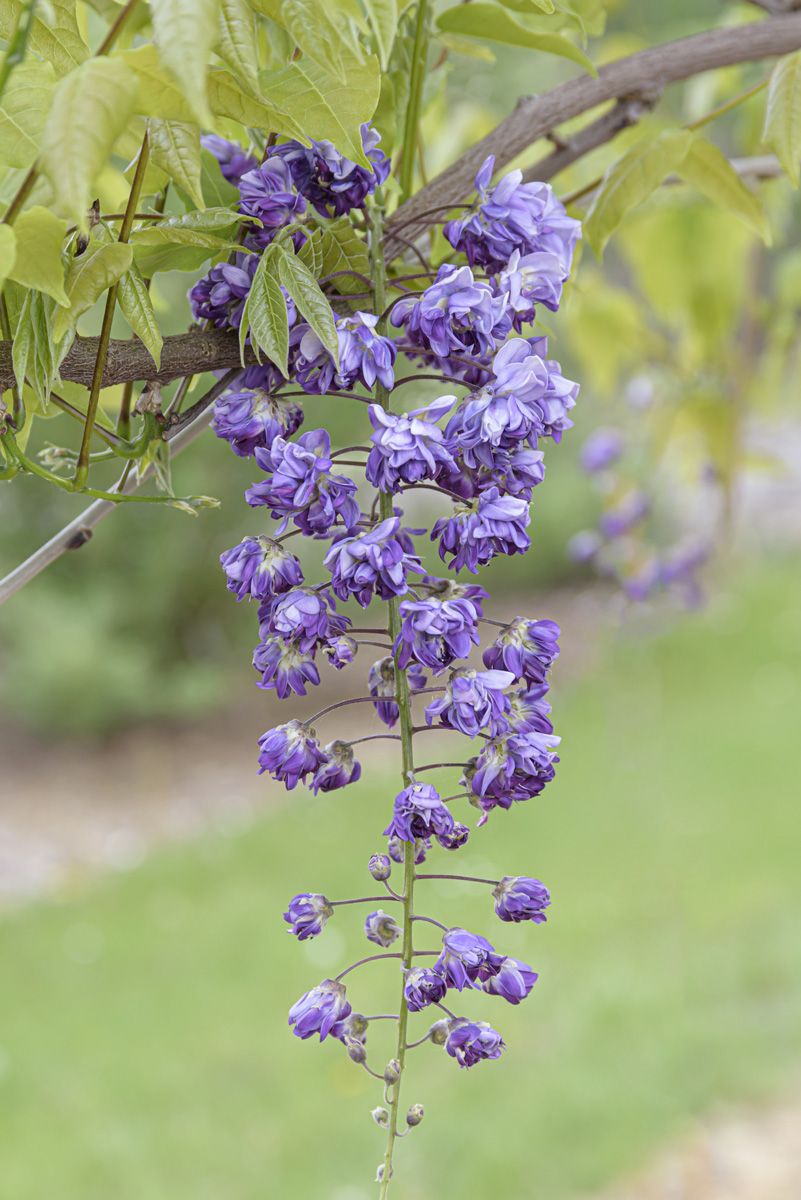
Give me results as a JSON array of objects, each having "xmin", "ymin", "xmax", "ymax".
[{"xmin": 206, "ymin": 140, "xmax": 579, "ymax": 1189}]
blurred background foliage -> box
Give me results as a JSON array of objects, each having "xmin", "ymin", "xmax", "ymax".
[{"xmin": 2, "ymin": 0, "xmax": 800, "ymax": 734}]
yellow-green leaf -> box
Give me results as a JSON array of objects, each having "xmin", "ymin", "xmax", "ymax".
[
  {"xmin": 39, "ymin": 58, "xmax": 139, "ymax": 230},
  {"xmin": 276, "ymin": 244, "xmax": 339, "ymax": 365},
  {"xmin": 584, "ymin": 129, "xmax": 694, "ymax": 258},
  {"xmin": 360, "ymin": 0, "xmax": 398, "ymax": 70},
  {"xmin": 148, "ymin": 119, "xmax": 205, "ymax": 210},
  {"xmin": 53, "ymin": 241, "xmax": 133, "ymax": 341},
  {"xmin": 436, "ymin": 2, "xmax": 596, "ymax": 75},
  {"xmin": 0, "ymin": 226, "xmax": 17, "ymax": 291},
  {"xmin": 120, "ymin": 45, "xmax": 198, "ymax": 125},
  {"xmin": 207, "ymin": 69, "xmax": 306, "ymax": 142},
  {"xmin": 240, "ymin": 247, "xmax": 290, "ymax": 375},
  {"xmin": 7, "ymin": 206, "xmax": 69, "ymax": 305},
  {"xmin": 150, "ymin": 0, "xmax": 221, "ymax": 127},
  {"xmin": 763, "ymin": 50, "xmax": 801, "ymax": 188},
  {"xmin": 260, "ymin": 56, "xmax": 381, "ymax": 166},
  {"xmin": 676, "ymin": 134, "xmax": 771, "ymax": 244},
  {"xmin": 217, "ymin": 0, "xmax": 261, "ymax": 92},
  {"xmin": 281, "ymin": 0, "xmax": 360, "ymax": 83},
  {"xmin": 118, "ymin": 263, "xmax": 163, "ymax": 369},
  {"xmin": 0, "ymin": 61, "xmax": 56, "ymax": 169},
  {"xmin": 317, "ymin": 216, "xmax": 370, "ymax": 294},
  {"xmin": 0, "ymin": 0, "xmax": 89, "ymax": 77}
]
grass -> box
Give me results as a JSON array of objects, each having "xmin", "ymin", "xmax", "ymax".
[{"xmin": 1, "ymin": 559, "xmax": 800, "ymax": 1200}]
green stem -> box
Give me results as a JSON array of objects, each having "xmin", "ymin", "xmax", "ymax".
[
  {"xmin": 370, "ymin": 204, "xmax": 417, "ymax": 1199},
  {"xmin": 399, "ymin": 0, "xmax": 429, "ymax": 203},
  {"xmin": 74, "ymin": 132, "xmax": 150, "ymax": 489}
]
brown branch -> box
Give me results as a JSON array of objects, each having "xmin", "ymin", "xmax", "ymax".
[
  {"xmin": 383, "ymin": 12, "xmax": 801, "ymax": 256},
  {"xmin": 521, "ymin": 93, "xmax": 661, "ymax": 183}
]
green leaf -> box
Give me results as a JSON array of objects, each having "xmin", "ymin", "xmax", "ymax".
[
  {"xmin": 12, "ymin": 290, "xmax": 70, "ymax": 408},
  {"xmin": 150, "ymin": 0, "xmax": 221, "ymax": 127},
  {"xmin": 584, "ymin": 129, "xmax": 694, "ymax": 258},
  {"xmin": 6, "ymin": 206, "xmax": 69, "ymax": 305},
  {"xmin": 39, "ymin": 58, "xmax": 139, "ymax": 230},
  {"xmin": 217, "ymin": 0, "xmax": 261, "ymax": 93},
  {"xmin": 207, "ymin": 69, "xmax": 306, "ymax": 141},
  {"xmin": 0, "ymin": 61, "xmax": 56, "ymax": 169},
  {"xmin": 148, "ymin": 119, "xmax": 205, "ymax": 210},
  {"xmin": 118, "ymin": 263, "xmax": 164, "ymax": 370},
  {"xmin": 240, "ymin": 247, "xmax": 290, "ymax": 376},
  {"xmin": 0, "ymin": 0, "xmax": 89, "ymax": 77},
  {"xmin": 436, "ymin": 3, "xmax": 596, "ymax": 75},
  {"xmin": 199, "ymin": 148, "xmax": 240, "ymax": 207},
  {"xmin": 120, "ymin": 45, "xmax": 198, "ymax": 124},
  {"xmin": 0, "ymin": 226, "xmax": 17, "ymax": 291},
  {"xmin": 763, "ymin": 50, "xmax": 801, "ymax": 188},
  {"xmin": 317, "ymin": 216, "xmax": 370, "ymax": 294},
  {"xmin": 360, "ymin": 0, "xmax": 398, "ymax": 70},
  {"xmin": 53, "ymin": 241, "xmax": 134, "ymax": 341},
  {"xmin": 280, "ymin": 0, "xmax": 361, "ymax": 83},
  {"xmin": 276, "ymin": 244, "xmax": 339, "ymax": 365},
  {"xmin": 260, "ymin": 56, "xmax": 381, "ymax": 166},
  {"xmin": 297, "ymin": 229, "xmax": 324, "ymax": 277},
  {"xmin": 676, "ymin": 134, "xmax": 771, "ymax": 244},
  {"xmin": 130, "ymin": 207, "xmax": 242, "ymax": 249}
]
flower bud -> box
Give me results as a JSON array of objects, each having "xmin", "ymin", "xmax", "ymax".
[
  {"xmin": 375, "ymin": 1164, "xmax": 393, "ymax": 1183},
  {"xmin": 406, "ymin": 1103, "xmax": 424, "ymax": 1127},
  {"xmin": 428, "ymin": 1018, "xmax": 451, "ymax": 1046},
  {"xmin": 371, "ymin": 1106, "xmax": 390, "ymax": 1127},
  {"xmin": 383, "ymin": 1058, "xmax": 401, "ymax": 1085},
  {"xmin": 344, "ymin": 1037, "xmax": 366, "ymax": 1064},
  {"xmin": 368, "ymin": 853, "xmax": 392, "ymax": 882}
]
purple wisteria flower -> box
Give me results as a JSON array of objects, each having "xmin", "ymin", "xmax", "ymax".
[
  {"xmin": 366, "ymin": 396, "xmax": 457, "ymax": 492},
  {"xmin": 432, "ymin": 487, "xmax": 530, "ymax": 573},
  {"xmin": 395, "ymin": 577, "xmax": 487, "ymax": 673},
  {"xmin": 493, "ymin": 876, "xmax": 551, "ymax": 924},
  {"xmin": 507, "ymin": 684, "xmax": 554, "ymax": 734},
  {"xmin": 497, "ymin": 248, "xmax": 570, "ymax": 327},
  {"xmin": 257, "ymin": 720, "xmax": 328, "ymax": 790},
  {"xmin": 364, "ymin": 910, "xmax": 402, "ymax": 948},
  {"xmin": 258, "ymin": 588, "xmax": 349, "ymax": 653},
  {"xmin": 444, "ymin": 154, "xmax": 581, "ymax": 274},
  {"xmin": 201, "ymin": 134, "xmax": 258, "ymax": 185},
  {"xmin": 580, "ymin": 427, "xmax": 623, "ymax": 473},
  {"xmin": 435, "ymin": 927, "xmax": 496, "ymax": 991},
  {"xmin": 465, "ymin": 727, "xmax": 561, "ymax": 820},
  {"xmin": 293, "ymin": 313, "xmax": 397, "ymax": 394},
  {"xmin": 445, "ymin": 1019, "xmax": 505, "ymax": 1068},
  {"xmin": 598, "ymin": 490, "xmax": 649, "ymax": 538},
  {"xmin": 368, "ymin": 656, "xmax": 426, "ymax": 728},
  {"xmin": 273, "ymin": 123, "xmax": 389, "ymax": 217},
  {"xmin": 310, "ymin": 740, "xmax": 361, "ymax": 794},
  {"xmin": 481, "ymin": 955, "xmax": 538, "ymax": 1004},
  {"xmin": 212, "ymin": 386, "xmax": 302, "ymax": 458},
  {"xmin": 324, "ymin": 517, "xmax": 423, "ymax": 607},
  {"xmin": 284, "ymin": 893, "xmax": 333, "ymax": 940},
  {"xmin": 482, "ymin": 616, "xmax": 560, "ymax": 684},
  {"xmin": 238, "ymin": 155, "xmax": 306, "ymax": 247},
  {"xmin": 188, "ymin": 253, "xmax": 256, "ymax": 328},
  {"xmin": 404, "ymin": 967, "xmax": 448, "ymax": 1012},
  {"xmin": 246, "ymin": 429, "xmax": 360, "ymax": 537},
  {"xmin": 383, "ymin": 782, "xmax": 455, "ymax": 844},
  {"xmin": 490, "ymin": 337, "xmax": 579, "ymax": 444},
  {"xmin": 390, "ymin": 264, "xmax": 511, "ymax": 362},
  {"xmin": 252, "ymin": 638, "xmax": 320, "ymax": 698},
  {"xmin": 437, "ymin": 821, "xmax": 470, "ymax": 851},
  {"xmin": 288, "ymin": 978, "xmax": 351, "ymax": 1041},
  {"xmin": 324, "ymin": 634, "xmax": 358, "ymax": 669},
  {"xmin": 219, "ymin": 536, "xmax": 303, "ymax": 602},
  {"xmin": 425, "ymin": 667, "xmax": 514, "ymax": 737}
]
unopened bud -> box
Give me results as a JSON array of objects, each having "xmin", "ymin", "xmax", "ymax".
[
  {"xmin": 406, "ymin": 1103, "xmax": 424, "ymax": 1127},
  {"xmin": 428, "ymin": 1018, "xmax": 450, "ymax": 1046},
  {"xmin": 344, "ymin": 1037, "xmax": 366, "ymax": 1064},
  {"xmin": 371, "ymin": 1106, "xmax": 389, "ymax": 1127},
  {"xmin": 383, "ymin": 1058, "xmax": 401, "ymax": 1085},
  {"xmin": 368, "ymin": 854, "xmax": 392, "ymax": 882},
  {"xmin": 375, "ymin": 1164, "xmax": 393, "ymax": 1183}
]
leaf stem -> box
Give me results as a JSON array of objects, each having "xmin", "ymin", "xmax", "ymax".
[
  {"xmin": 400, "ymin": 0, "xmax": 430, "ymax": 203},
  {"xmin": 73, "ymin": 132, "xmax": 150, "ymax": 489}
]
